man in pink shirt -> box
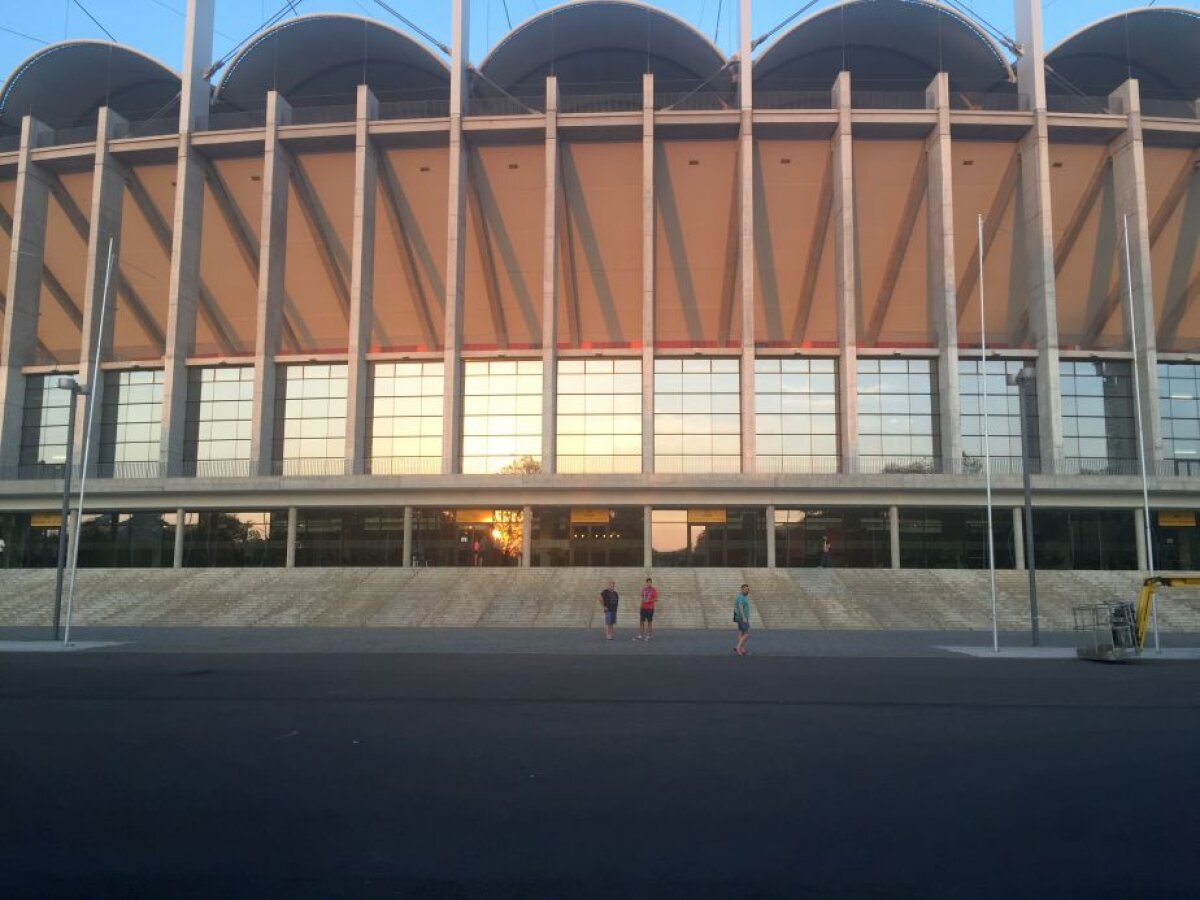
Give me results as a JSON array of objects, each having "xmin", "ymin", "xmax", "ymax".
[{"xmin": 634, "ymin": 577, "xmax": 659, "ymax": 641}]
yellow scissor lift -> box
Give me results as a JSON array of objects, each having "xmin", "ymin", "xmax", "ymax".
[{"xmin": 1073, "ymin": 577, "xmax": 1200, "ymax": 662}]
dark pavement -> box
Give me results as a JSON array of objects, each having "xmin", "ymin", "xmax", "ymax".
[{"xmin": 2, "ymin": 650, "xmax": 1198, "ymax": 898}]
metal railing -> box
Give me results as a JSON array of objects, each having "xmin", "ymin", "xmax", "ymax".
[
  {"xmin": 0, "ymin": 133, "xmax": 22, "ymax": 153},
  {"xmin": 377, "ymin": 98, "xmax": 450, "ymax": 120},
  {"xmin": 270, "ymin": 458, "xmax": 356, "ymax": 477},
  {"xmin": 196, "ymin": 110, "xmax": 267, "ymax": 132},
  {"xmin": 288, "ymin": 104, "xmax": 356, "ymax": 126},
  {"xmin": 851, "ymin": 91, "xmax": 930, "ymax": 110},
  {"xmin": 655, "ymin": 91, "xmax": 737, "ymax": 111},
  {"xmin": 1140, "ymin": 98, "xmax": 1199, "ymax": 120},
  {"xmin": 365, "ymin": 457, "xmax": 442, "ymax": 476},
  {"xmin": 753, "ymin": 90, "xmax": 833, "ymax": 110},
  {"xmin": 40, "ymin": 124, "xmax": 97, "ymax": 147},
  {"xmin": 558, "ymin": 93, "xmax": 643, "ymax": 114},
  {"xmin": 467, "ymin": 96, "xmax": 544, "ymax": 116},
  {"xmin": 1047, "ymin": 94, "xmax": 1120, "ymax": 115},
  {"xmin": 949, "ymin": 92, "xmax": 1030, "ymax": 112},
  {"xmin": 181, "ymin": 460, "xmax": 254, "ymax": 479},
  {"xmin": 117, "ymin": 117, "xmax": 179, "ymax": 139}
]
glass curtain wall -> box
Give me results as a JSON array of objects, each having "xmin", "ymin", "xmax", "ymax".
[
  {"xmin": 273, "ymin": 364, "xmax": 348, "ymax": 476},
  {"xmin": 1158, "ymin": 363, "xmax": 1200, "ymax": 476},
  {"xmin": 899, "ymin": 507, "xmax": 1016, "ymax": 569},
  {"xmin": 1059, "ymin": 360, "xmax": 1136, "ymax": 473},
  {"xmin": 774, "ymin": 508, "xmax": 891, "ymax": 568},
  {"xmin": 411, "ymin": 508, "xmax": 525, "ymax": 566},
  {"xmin": 462, "ymin": 360, "xmax": 543, "ymax": 474},
  {"xmin": 98, "ymin": 370, "xmax": 164, "ymax": 477},
  {"xmin": 557, "ymin": 359, "xmax": 641, "ymax": 474},
  {"xmin": 1152, "ymin": 510, "xmax": 1200, "ymax": 571},
  {"xmin": 959, "ymin": 359, "xmax": 1039, "ymax": 474},
  {"xmin": 74, "ymin": 511, "xmax": 176, "ymax": 567},
  {"xmin": 755, "ymin": 358, "xmax": 838, "ymax": 474},
  {"xmin": 19, "ymin": 374, "xmax": 76, "ymax": 478},
  {"xmin": 294, "ymin": 508, "xmax": 406, "ymax": 566},
  {"xmin": 368, "ymin": 361, "xmax": 443, "ymax": 475},
  {"xmin": 654, "ymin": 359, "xmax": 740, "ymax": 474},
  {"xmin": 531, "ymin": 507, "xmax": 644, "ymax": 567},
  {"xmin": 184, "ymin": 367, "xmax": 254, "ymax": 476},
  {"xmin": 651, "ymin": 508, "xmax": 767, "ymax": 567},
  {"xmin": 182, "ymin": 511, "xmax": 287, "ymax": 567},
  {"xmin": 1032, "ymin": 509, "xmax": 1137, "ymax": 570},
  {"xmin": 857, "ymin": 358, "xmax": 939, "ymax": 473}
]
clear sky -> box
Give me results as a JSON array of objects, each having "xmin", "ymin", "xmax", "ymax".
[{"xmin": 1, "ymin": 0, "xmax": 1198, "ymax": 83}]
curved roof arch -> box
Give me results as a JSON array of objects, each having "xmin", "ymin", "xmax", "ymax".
[
  {"xmin": 0, "ymin": 40, "xmax": 181, "ymax": 129},
  {"xmin": 1046, "ymin": 7, "xmax": 1200, "ymax": 101},
  {"xmin": 754, "ymin": 0, "xmax": 1015, "ymax": 94},
  {"xmin": 477, "ymin": 0, "xmax": 731, "ymax": 97},
  {"xmin": 215, "ymin": 13, "xmax": 449, "ymax": 110}
]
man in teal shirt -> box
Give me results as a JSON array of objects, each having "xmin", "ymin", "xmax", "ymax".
[{"xmin": 734, "ymin": 584, "xmax": 751, "ymax": 656}]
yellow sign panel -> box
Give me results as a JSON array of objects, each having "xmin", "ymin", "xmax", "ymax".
[
  {"xmin": 1158, "ymin": 511, "xmax": 1196, "ymax": 528},
  {"xmin": 570, "ymin": 508, "xmax": 610, "ymax": 525},
  {"xmin": 687, "ymin": 509, "xmax": 727, "ymax": 525},
  {"xmin": 30, "ymin": 513, "xmax": 61, "ymax": 528}
]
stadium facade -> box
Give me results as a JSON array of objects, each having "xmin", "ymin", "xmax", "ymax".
[{"xmin": 0, "ymin": 0, "xmax": 1198, "ymax": 574}]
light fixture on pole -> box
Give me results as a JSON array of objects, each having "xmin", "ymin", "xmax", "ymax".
[
  {"xmin": 50, "ymin": 376, "xmax": 89, "ymax": 641},
  {"xmin": 1008, "ymin": 366, "xmax": 1039, "ymax": 646},
  {"xmin": 978, "ymin": 213, "xmax": 1000, "ymax": 654}
]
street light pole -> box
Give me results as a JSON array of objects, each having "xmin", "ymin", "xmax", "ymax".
[
  {"xmin": 1009, "ymin": 366, "xmax": 1040, "ymax": 646},
  {"xmin": 50, "ymin": 377, "xmax": 87, "ymax": 640}
]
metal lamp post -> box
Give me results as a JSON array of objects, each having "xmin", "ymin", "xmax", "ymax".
[
  {"xmin": 1008, "ymin": 366, "xmax": 1039, "ymax": 646},
  {"xmin": 51, "ymin": 376, "xmax": 89, "ymax": 640}
]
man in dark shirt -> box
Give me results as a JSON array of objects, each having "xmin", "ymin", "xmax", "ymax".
[{"xmin": 599, "ymin": 579, "xmax": 619, "ymax": 641}]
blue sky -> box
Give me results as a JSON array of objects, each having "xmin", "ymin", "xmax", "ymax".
[{"xmin": 2, "ymin": 1, "xmax": 1197, "ymax": 81}]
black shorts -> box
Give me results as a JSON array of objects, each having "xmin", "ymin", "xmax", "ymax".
[{"xmin": 639, "ymin": 607, "xmax": 655, "ymax": 622}]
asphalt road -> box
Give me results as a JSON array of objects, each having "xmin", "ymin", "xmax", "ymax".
[{"xmin": 2, "ymin": 651, "xmax": 1198, "ymax": 899}]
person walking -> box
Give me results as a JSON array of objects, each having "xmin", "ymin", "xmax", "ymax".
[
  {"xmin": 599, "ymin": 579, "xmax": 619, "ymax": 641},
  {"xmin": 733, "ymin": 583, "xmax": 752, "ymax": 656},
  {"xmin": 634, "ymin": 577, "xmax": 658, "ymax": 641},
  {"xmin": 820, "ymin": 535, "xmax": 833, "ymax": 567}
]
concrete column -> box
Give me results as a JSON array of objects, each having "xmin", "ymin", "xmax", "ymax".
[
  {"xmin": 441, "ymin": 0, "xmax": 470, "ymax": 475},
  {"xmin": 286, "ymin": 506, "xmax": 298, "ymax": 568},
  {"xmin": 926, "ymin": 74, "xmax": 962, "ymax": 471},
  {"xmin": 178, "ymin": 0, "xmax": 215, "ymax": 133},
  {"xmin": 541, "ymin": 76, "xmax": 559, "ymax": 473},
  {"xmin": 1110, "ymin": 80, "xmax": 1163, "ymax": 461},
  {"xmin": 643, "ymin": 505, "xmax": 653, "ymax": 569},
  {"xmin": 738, "ymin": 0, "xmax": 756, "ymax": 473},
  {"xmin": 75, "ymin": 108, "xmax": 128, "ymax": 473},
  {"xmin": 0, "ymin": 116, "xmax": 52, "ymax": 470},
  {"xmin": 173, "ymin": 507, "xmax": 186, "ymax": 568},
  {"xmin": 889, "ymin": 505, "xmax": 901, "ymax": 570},
  {"xmin": 766, "ymin": 505, "xmax": 777, "ymax": 569},
  {"xmin": 641, "ymin": 73, "xmax": 656, "ymax": 474},
  {"xmin": 521, "ymin": 505, "xmax": 533, "ymax": 567},
  {"xmin": 249, "ymin": 92, "xmax": 291, "ymax": 477},
  {"xmin": 832, "ymin": 72, "xmax": 859, "ymax": 473},
  {"xmin": 346, "ymin": 85, "xmax": 379, "ymax": 476},
  {"xmin": 1134, "ymin": 508, "xmax": 1148, "ymax": 571},
  {"xmin": 402, "ymin": 505, "xmax": 413, "ymax": 567},
  {"xmin": 1015, "ymin": 0, "xmax": 1064, "ymax": 468},
  {"xmin": 1013, "ymin": 506, "xmax": 1026, "ymax": 570}
]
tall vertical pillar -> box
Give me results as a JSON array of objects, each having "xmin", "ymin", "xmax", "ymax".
[
  {"xmin": 541, "ymin": 76, "xmax": 559, "ymax": 473},
  {"xmin": 75, "ymin": 107, "xmax": 128, "ymax": 473},
  {"xmin": 1013, "ymin": 506, "xmax": 1026, "ymax": 570},
  {"xmin": 441, "ymin": 0, "xmax": 470, "ymax": 475},
  {"xmin": 1110, "ymin": 79, "xmax": 1163, "ymax": 460},
  {"xmin": 641, "ymin": 73, "xmax": 656, "ymax": 474},
  {"xmin": 0, "ymin": 116, "xmax": 52, "ymax": 470},
  {"xmin": 160, "ymin": 0, "xmax": 216, "ymax": 478},
  {"xmin": 522, "ymin": 505, "xmax": 533, "ymax": 567},
  {"xmin": 926, "ymin": 74, "xmax": 962, "ymax": 471},
  {"xmin": 173, "ymin": 508, "xmax": 186, "ymax": 568},
  {"xmin": 249, "ymin": 92, "xmax": 291, "ymax": 477},
  {"xmin": 643, "ymin": 505, "xmax": 653, "ymax": 569},
  {"xmin": 1134, "ymin": 508, "xmax": 1148, "ymax": 571},
  {"xmin": 402, "ymin": 505, "xmax": 413, "ymax": 567},
  {"xmin": 1014, "ymin": 0, "xmax": 1064, "ymax": 467},
  {"xmin": 832, "ymin": 72, "xmax": 859, "ymax": 472},
  {"xmin": 765, "ymin": 505, "xmax": 776, "ymax": 569},
  {"xmin": 285, "ymin": 506, "xmax": 298, "ymax": 567},
  {"xmin": 346, "ymin": 85, "xmax": 380, "ymax": 476},
  {"xmin": 889, "ymin": 505, "xmax": 901, "ymax": 569},
  {"xmin": 737, "ymin": 0, "xmax": 756, "ymax": 473}
]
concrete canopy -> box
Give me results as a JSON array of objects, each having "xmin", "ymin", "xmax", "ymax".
[
  {"xmin": 1046, "ymin": 7, "xmax": 1200, "ymax": 101},
  {"xmin": 754, "ymin": 0, "xmax": 1015, "ymax": 93},
  {"xmin": 0, "ymin": 41, "xmax": 180, "ymax": 129},
  {"xmin": 214, "ymin": 14, "xmax": 449, "ymax": 111},
  {"xmin": 477, "ymin": 0, "xmax": 730, "ymax": 97}
]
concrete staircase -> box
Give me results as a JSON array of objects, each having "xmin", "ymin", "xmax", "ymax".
[{"xmin": 2, "ymin": 567, "xmax": 1199, "ymax": 631}]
